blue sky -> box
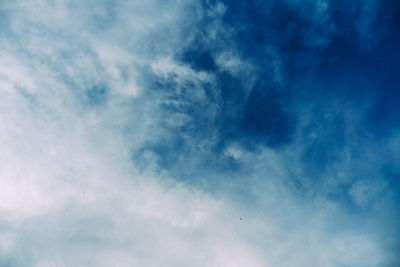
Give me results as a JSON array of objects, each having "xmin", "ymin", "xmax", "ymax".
[{"xmin": 0, "ymin": 0, "xmax": 399, "ymax": 266}]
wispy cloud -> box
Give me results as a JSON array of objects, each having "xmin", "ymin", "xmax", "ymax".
[{"xmin": 0, "ymin": 0, "xmax": 399, "ymax": 266}]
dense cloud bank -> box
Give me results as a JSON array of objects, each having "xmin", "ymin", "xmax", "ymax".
[{"xmin": 0, "ymin": 0, "xmax": 399, "ymax": 266}]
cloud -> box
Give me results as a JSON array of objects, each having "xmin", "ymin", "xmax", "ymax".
[
  {"xmin": 0, "ymin": 0, "xmax": 399, "ymax": 266},
  {"xmin": 0, "ymin": 48, "xmax": 267, "ymax": 266}
]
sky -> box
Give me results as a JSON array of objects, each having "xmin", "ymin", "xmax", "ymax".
[{"xmin": 0, "ymin": 0, "xmax": 399, "ymax": 266}]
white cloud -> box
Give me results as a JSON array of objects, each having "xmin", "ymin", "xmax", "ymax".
[
  {"xmin": 0, "ymin": 0, "xmax": 396, "ymax": 266},
  {"xmin": 0, "ymin": 3, "xmax": 269, "ymax": 266}
]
